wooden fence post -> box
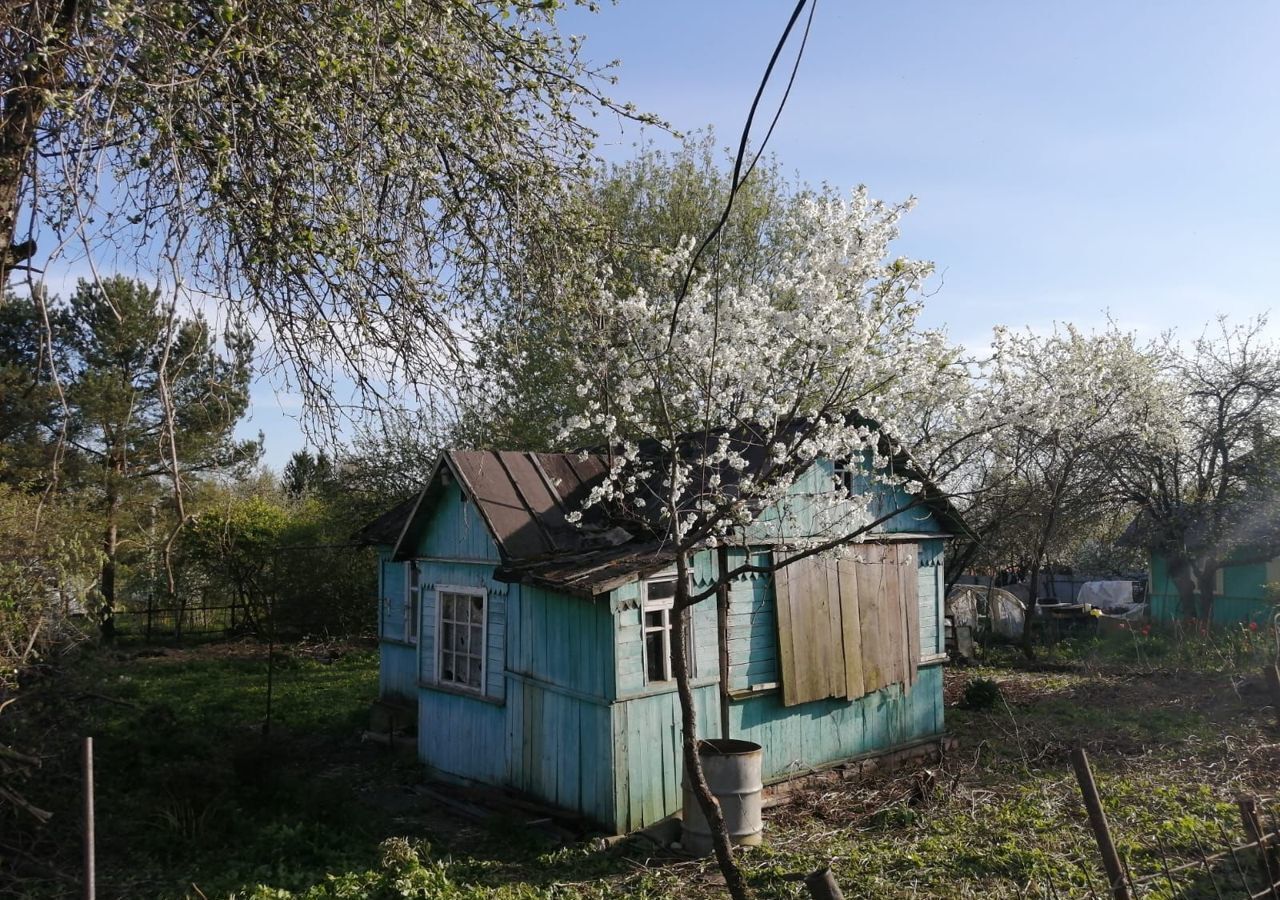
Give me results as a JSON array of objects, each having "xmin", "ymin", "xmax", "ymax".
[
  {"xmin": 83, "ymin": 737, "xmax": 95, "ymax": 900},
  {"xmin": 1070, "ymin": 747, "xmax": 1132, "ymax": 900},
  {"xmin": 1237, "ymin": 795, "xmax": 1280, "ymax": 898},
  {"xmin": 803, "ymin": 865, "xmax": 845, "ymax": 900}
]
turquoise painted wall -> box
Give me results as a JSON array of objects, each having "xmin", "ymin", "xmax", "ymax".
[
  {"xmin": 749, "ymin": 459, "xmax": 948, "ymax": 543},
  {"xmin": 607, "ymin": 666, "xmax": 945, "ymax": 832},
  {"xmin": 1149, "ymin": 552, "xmax": 1276, "ymax": 626},
  {"xmin": 734, "ymin": 663, "xmax": 944, "ymax": 781},
  {"xmin": 503, "ymin": 582, "xmax": 617, "ymax": 824},
  {"xmin": 405, "ymin": 480, "xmax": 511, "ymax": 785},
  {"xmin": 376, "ymin": 549, "xmax": 417, "ymax": 702},
  {"xmin": 605, "ymin": 537, "xmax": 947, "ymax": 832},
  {"xmin": 383, "ymin": 478, "xmax": 619, "ymax": 823},
  {"xmin": 378, "ymin": 459, "xmax": 952, "ymax": 833}
]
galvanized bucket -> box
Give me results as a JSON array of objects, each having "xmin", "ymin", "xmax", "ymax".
[{"xmin": 681, "ymin": 738, "xmax": 764, "ymax": 857}]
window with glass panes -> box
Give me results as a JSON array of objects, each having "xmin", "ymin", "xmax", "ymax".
[
  {"xmin": 437, "ymin": 588, "xmax": 486, "ymax": 691},
  {"xmin": 642, "ymin": 573, "xmax": 690, "ymax": 684}
]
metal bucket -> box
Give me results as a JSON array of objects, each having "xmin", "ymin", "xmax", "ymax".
[{"xmin": 681, "ymin": 738, "xmax": 764, "ymax": 857}]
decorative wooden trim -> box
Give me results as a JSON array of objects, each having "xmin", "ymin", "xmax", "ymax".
[{"xmin": 418, "ymin": 555, "xmax": 503, "ymax": 565}]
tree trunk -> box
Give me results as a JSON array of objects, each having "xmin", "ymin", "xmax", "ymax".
[
  {"xmin": 1197, "ymin": 563, "xmax": 1217, "ymax": 624},
  {"xmin": 0, "ymin": 0, "xmax": 81, "ymax": 285},
  {"xmin": 100, "ymin": 516, "xmax": 118, "ymax": 641},
  {"xmin": 672, "ymin": 567, "xmax": 751, "ymax": 900},
  {"xmin": 1167, "ymin": 554, "xmax": 1199, "ymax": 622},
  {"xmin": 99, "ymin": 468, "xmax": 120, "ymax": 641},
  {"xmin": 1021, "ymin": 562, "xmax": 1041, "ymax": 660}
]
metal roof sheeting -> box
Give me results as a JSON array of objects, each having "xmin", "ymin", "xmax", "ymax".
[{"xmin": 446, "ymin": 450, "xmax": 621, "ymax": 561}]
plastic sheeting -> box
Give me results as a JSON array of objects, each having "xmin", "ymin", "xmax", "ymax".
[
  {"xmin": 1076, "ymin": 580, "xmax": 1136, "ymax": 613},
  {"xmin": 946, "ymin": 584, "xmax": 1026, "ymax": 640}
]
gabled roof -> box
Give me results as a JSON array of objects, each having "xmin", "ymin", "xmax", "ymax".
[
  {"xmin": 429, "ymin": 450, "xmax": 627, "ymax": 560},
  {"xmin": 350, "ymin": 450, "xmax": 633, "ymax": 560},
  {"xmin": 355, "ymin": 421, "xmax": 968, "ymax": 597}
]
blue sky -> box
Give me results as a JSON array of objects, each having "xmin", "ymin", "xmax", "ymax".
[{"xmin": 246, "ymin": 1, "xmax": 1280, "ymax": 468}]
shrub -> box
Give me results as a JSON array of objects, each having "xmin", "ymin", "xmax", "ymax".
[{"xmin": 960, "ymin": 677, "xmax": 1003, "ymax": 710}]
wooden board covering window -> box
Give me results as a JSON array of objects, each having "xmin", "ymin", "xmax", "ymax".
[{"xmin": 775, "ymin": 544, "xmax": 919, "ymax": 707}]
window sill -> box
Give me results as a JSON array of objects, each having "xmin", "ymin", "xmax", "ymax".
[
  {"xmin": 418, "ymin": 679, "xmax": 504, "ymax": 707},
  {"xmin": 618, "ymin": 676, "xmax": 720, "ymax": 701},
  {"xmin": 728, "ymin": 658, "xmax": 946, "ymax": 701},
  {"xmin": 380, "ymin": 637, "xmax": 417, "ymax": 649}
]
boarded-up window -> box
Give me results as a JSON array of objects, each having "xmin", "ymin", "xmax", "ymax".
[{"xmin": 774, "ymin": 544, "xmax": 919, "ymax": 707}]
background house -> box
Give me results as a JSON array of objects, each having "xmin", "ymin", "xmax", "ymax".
[
  {"xmin": 1126, "ymin": 501, "xmax": 1280, "ymax": 626},
  {"xmin": 1148, "ymin": 550, "xmax": 1280, "ymax": 626},
  {"xmin": 356, "ymin": 448, "xmax": 961, "ymax": 834}
]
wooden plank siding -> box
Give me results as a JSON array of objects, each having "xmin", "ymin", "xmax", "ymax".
[
  {"xmin": 604, "ymin": 541, "xmax": 948, "ymax": 832},
  {"xmin": 379, "ymin": 642, "xmax": 418, "ymax": 703},
  {"xmin": 397, "ymin": 482, "xmax": 621, "ymax": 825},
  {"xmin": 376, "ymin": 550, "xmax": 418, "ymax": 701},
  {"xmin": 1149, "ymin": 552, "xmax": 1278, "ymax": 626},
  {"xmin": 380, "ymin": 553, "xmax": 407, "ymax": 642},
  {"xmin": 606, "ymin": 663, "xmax": 946, "ymax": 832},
  {"xmin": 774, "ymin": 544, "xmax": 920, "ymax": 705},
  {"xmin": 918, "ymin": 539, "xmax": 945, "ymax": 655},
  {"xmin": 376, "ymin": 453, "xmax": 953, "ymax": 834}
]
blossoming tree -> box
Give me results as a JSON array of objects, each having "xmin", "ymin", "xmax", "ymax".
[
  {"xmin": 972, "ymin": 324, "xmax": 1171, "ymax": 655},
  {"xmin": 1114, "ymin": 318, "xmax": 1280, "ymax": 620},
  {"xmin": 559, "ymin": 187, "xmax": 970, "ymax": 898}
]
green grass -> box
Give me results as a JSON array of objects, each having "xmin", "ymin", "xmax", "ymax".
[{"xmin": 5, "ymin": 629, "xmax": 1279, "ymax": 898}]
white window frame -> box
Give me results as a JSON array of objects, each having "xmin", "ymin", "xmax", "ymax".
[
  {"xmin": 434, "ymin": 584, "xmax": 488, "ymax": 694},
  {"xmin": 832, "ymin": 459, "xmax": 855, "ymax": 496},
  {"xmin": 641, "ymin": 571, "xmax": 692, "ymax": 684},
  {"xmin": 404, "ymin": 561, "xmax": 420, "ymax": 645}
]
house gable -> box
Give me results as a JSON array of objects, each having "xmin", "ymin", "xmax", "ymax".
[
  {"xmin": 392, "ymin": 460, "xmax": 502, "ymax": 563},
  {"xmin": 746, "ymin": 458, "xmax": 951, "ymax": 548}
]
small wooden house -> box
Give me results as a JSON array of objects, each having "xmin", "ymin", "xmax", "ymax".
[
  {"xmin": 1148, "ymin": 550, "xmax": 1280, "ymax": 626},
  {"xmin": 1126, "ymin": 503, "xmax": 1280, "ymax": 626},
  {"xmin": 356, "ymin": 447, "xmax": 962, "ymax": 833}
]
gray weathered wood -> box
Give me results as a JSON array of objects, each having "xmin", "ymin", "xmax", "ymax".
[
  {"xmin": 837, "ymin": 557, "xmax": 865, "ymax": 699},
  {"xmin": 83, "ymin": 736, "xmax": 95, "ymax": 900},
  {"xmin": 717, "ymin": 547, "xmax": 732, "ymax": 740},
  {"xmin": 823, "ymin": 556, "xmax": 846, "ymax": 698},
  {"xmin": 803, "ymin": 864, "xmax": 845, "ymax": 900},
  {"xmin": 879, "ymin": 544, "xmax": 902, "ymax": 689},
  {"xmin": 774, "ymin": 558, "xmax": 798, "ymax": 706},
  {"xmin": 856, "ymin": 546, "xmax": 886, "ymax": 693},
  {"xmin": 1070, "ymin": 747, "xmax": 1132, "ymax": 900},
  {"xmin": 1238, "ymin": 795, "xmax": 1280, "ymax": 899}
]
